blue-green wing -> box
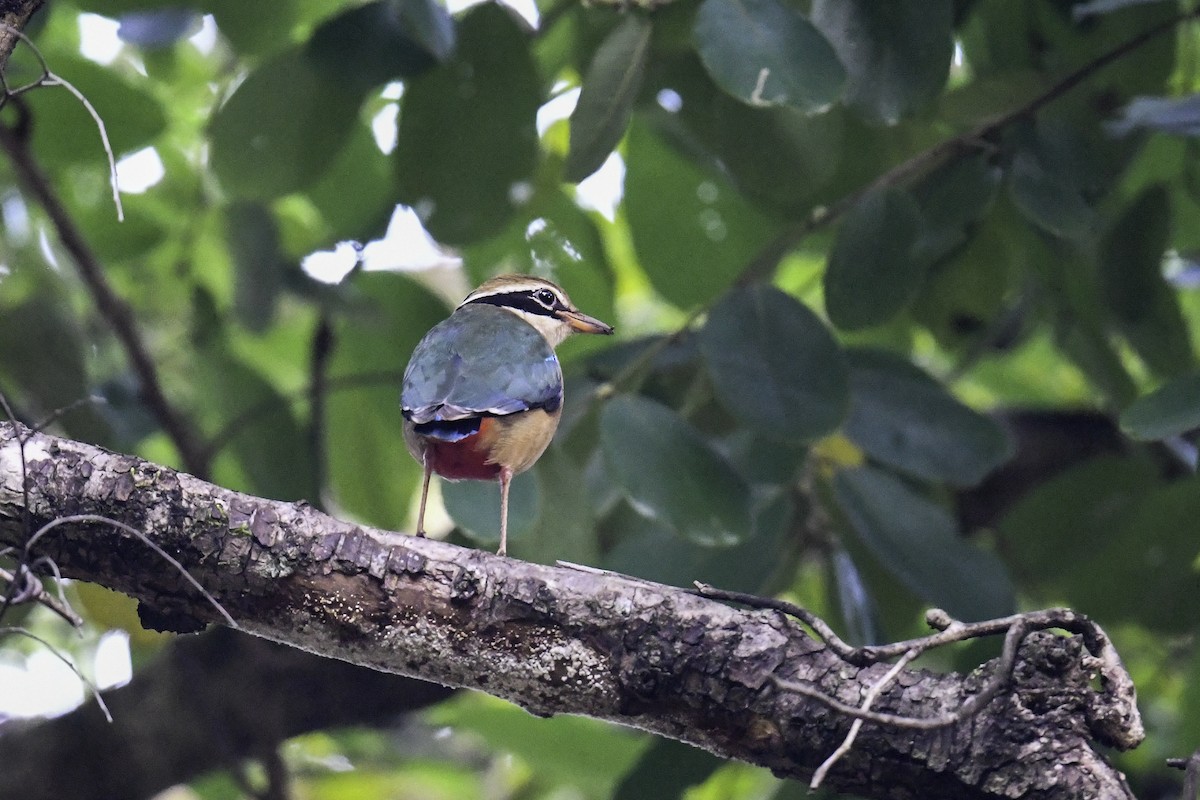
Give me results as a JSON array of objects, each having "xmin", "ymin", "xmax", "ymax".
[{"xmin": 401, "ymin": 304, "xmax": 563, "ymax": 423}]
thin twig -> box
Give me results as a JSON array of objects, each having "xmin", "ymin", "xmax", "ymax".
[
  {"xmin": 26, "ymin": 514, "xmax": 237, "ymax": 628},
  {"xmin": 770, "ymin": 617, "xmax": 1029, "ymax": 732},
  {"xmin": 32, "ymin": 395, "xmax": 105, "ymax": 432},
  {"xmin": 0, "ymin": 626, "xmax": 113, "ymax": 722},
  {"xmin": 1170, "ymin": 747, "xmax": 1200, "ymax": 800},
  {"xmin": 697, "ymin": 583, "xmax": 1141, "ymax": 750},
  {"xmin": 0, "ymin": 24, "xmax": 122, "ymax": 219},
  {"xmin": 810, "ymin": 649, "xmax": 920, "ymax": 789},
  {"xmin": 40, "ymin": 71, "xmax": 123, "ymax": 220},
  {"xmin": 0, "ymin": 563, "xmax": 83, "ymax": 626}
]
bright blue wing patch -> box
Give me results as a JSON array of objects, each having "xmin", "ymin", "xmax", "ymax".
[
  {"xmin": 401, "ymin": 304, "xmax": 563, "ymax": 423},
  {"xmin": 413, "ymin": 418, "xmax": 481, "ymax": 441}
]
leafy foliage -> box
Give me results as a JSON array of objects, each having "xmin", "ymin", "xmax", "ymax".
[{"xmin": 2, "ymin": 0, "xmax": 1200, "ymax": 797}]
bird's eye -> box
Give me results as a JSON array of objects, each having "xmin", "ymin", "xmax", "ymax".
[{"xmin": 534, "ymin": 289, "xmax": 556, "ymax": 307}]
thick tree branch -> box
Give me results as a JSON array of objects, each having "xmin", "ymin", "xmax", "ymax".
[
  {"xmin": 0, "ymin": 422, "xmax": 1142, "ymax": 800},
  {"xmin": 0, "ymin": 1, "xmax": 42, "ymax": 69},
  {"xmin": 0, "ymin": 627, "xmax": 453, "ymax": 800}
]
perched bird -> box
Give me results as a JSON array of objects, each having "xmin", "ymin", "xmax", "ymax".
[{"xmin": 401, "ymin": 275, "xmax": 613, "ymax": 556}]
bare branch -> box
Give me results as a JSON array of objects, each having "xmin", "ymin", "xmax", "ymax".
[
  {"xmin": 1168, "ymin": 748, "xmax": 1200, "ymax": 800},
  {"xmin": 0, "ymin": 421, "xmax": 1143, "ymax": 800},
  {"xmin": 0, "ymin": 626, "xmax": 112, "ymax": 722},
  {"xmin": 0, "ymin": 561, "xmax": 82, "ymax": 626},
  {"xmin": 39, "ymin": 70, "xmax": 123, "ymax": 220},
  {"xmin": 697, "ymin": 584, "xmax": 1143, "ymax": 751},
  {"xmin": 811, "ymin": 649, "xmax": 919, "ymax": 789}
]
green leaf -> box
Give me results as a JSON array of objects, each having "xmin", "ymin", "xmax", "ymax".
[
  {"xmin": 1007, "ymin": 151, "xmax": 1098, "ymax": 241},
  {"xmin": 1098, "ymin": 184, "xmax": 1194, "ymax": 379},
  {"xmin": 65, "ymin": 191, "xmax": 167, "ymax": 264},
  {"xmin": 225, "ymin": 202, "xmax": 286, "ymax": 333},
  {"xmin": 998, "ymin": 456, "xmax": 1156, "ymax": 587},
  {"xmin": 824, "ymin": 187, "xmax": 926, "ymax": 330},
  {"xmin": 326, "ymin": 273, "xmax": 451, "ymax": 529},
  {"xmin": 615, "ymin": 739, "xmax": 721, "ymax": 800},
  {"xmin": 305, "ymin": 123, "xmax": 397, "ymax": 242},
  {"xmin": 519, "ymin": 446, "xmax": 600, "ymax": 565},
  {"xmin": 834, "ymin": 466, "xmax": 1015, "ymax": 621},
  {"xmin": 699, "ymin": 285, "xmax": 848, "ymax": 441},
  {"xmin": 0, "ymin": 285, "xmax": 109, "ymax": 444},
  {"xmin": 704, "ymin": 97, "xmax": 845, "ymax": 215},
  {"xmin": 1063, "ymin": 477, "xmax": 1200, "ymax": 632},
  {"xmin": 1120, "ymin": 370, "xmax": 1200, "ymax": 440},
  {"xmin": 304, "ymin": 766, "xmax": 481, "ymax": 800},
  {"xmin": 429, "ymin": 694, "xmax": 647, "ymax": 791},
  {"xmin": 394, "ymin": 3, "xmax": 541, "ymax": 244},
  {"xmin": 1100, "ymin": 186, "xmax": 1170, "ymax": 324},
  {"xmin": 693, "ymin": 0, "xmax": 846, "ymax": 112},
  {"xmin": 209, "ymin": 49, "xmax": 361, "ymax": 199},
  {"xmin": 811, "ymin": 0, "xmax": 953, "ymax": 123},
  {"xmin": 910, "ymin": 152, "xmax": 1001, "ymax": 264},
  {"xmin": 624, "ymin": 119, "xmax": 780, "ymax": 308},
  {"xmin": 205, "ymin": 0, "xmax": 301, "ymax": 56},
  {"xmin": 600, "ymin": 395, "xmax": 752, "ymax": 546},
  {"xmin": 442, "ymin": 469, "xmax": 541, "ymax": 549},
  {"xmin": 845, "ymin": 349, "xmax": 1013, "ymax": 486},
  {"xmin": 603, "ymin": 490, "xmax": 796, "ymax": 591},
  {"xmin": 305, "ymin": 0, "xmax": 454, "ymax": 90},
  {"xmin": 723, "ymin": 430, "xmax": 808, "ymax": 486},
  {"xmin": 565, "ymin": 15, "xmax": 652, "ymax": 183},
  {"xmin": 198, "ymin": 353, "xmax": 319, "ymax": 503},
  {"xmin": 910, "ymin": 199, "xmax": 1014, "ymax": 348},
  {"xmin": 72, "ymin": 0, "xmax": 193, "ymax": 13},
  {"xmin": 1119, "ymin": 288, "xmax": 1194, "ymax": 380},
  {"xmin": 1182, "ymin": 649, "xmax": 1200, "ymax": 758}
]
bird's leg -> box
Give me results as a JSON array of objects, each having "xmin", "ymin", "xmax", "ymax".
[
  {"xmin": 497, "ymin": 466, "xmax": 513, "ymax": 557},
  {"xmin": 416, "ymin": 457, "xmax": 432, "ymax": 538}
]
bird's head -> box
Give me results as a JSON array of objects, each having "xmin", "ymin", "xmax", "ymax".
[{"xmin": 459, "ymin": 275, "xmax": 614, "ymax": 347}]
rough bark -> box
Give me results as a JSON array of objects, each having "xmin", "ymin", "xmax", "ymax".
[
  {"xmin": 0, "ymin": 628, "xmax": 454, "ymax": 800},
  {"xmin": 0, "ymin": 0, "xmax": 42, "ymax": 69},
  {"xmin": 0, "ymin": 422, "xmax": 1140, "ymax": 799}
]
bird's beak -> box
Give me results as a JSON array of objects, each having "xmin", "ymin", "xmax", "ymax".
[{"xmin": 560, "ymin": 309, "xmax": 614, "ymax": 335}]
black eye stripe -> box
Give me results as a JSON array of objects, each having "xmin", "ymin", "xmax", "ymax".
[{"xmin": 466, "ymin": 290, "xmax": 559, "ymax": 317}]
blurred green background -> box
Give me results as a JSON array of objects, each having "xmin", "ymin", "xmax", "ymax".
[{"xmin": 1, "ymin": 0, "xmax": 1199, "ymax": 797}]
